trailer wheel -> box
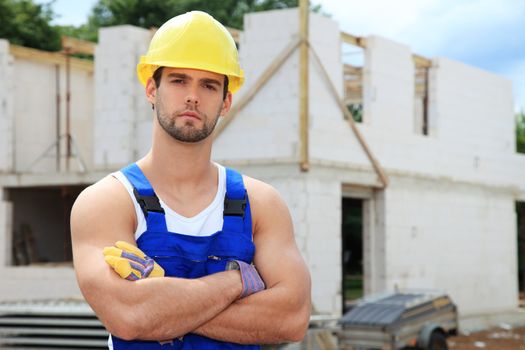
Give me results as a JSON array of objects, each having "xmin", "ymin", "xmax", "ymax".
[{"xmin": 427, "ymin": 330, "xmax": 447, "ymax": 350}]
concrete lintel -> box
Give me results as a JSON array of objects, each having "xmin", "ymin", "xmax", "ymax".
[{"xmin": 0, "ymin": 171, "xmax": 108, "ymax": 188}]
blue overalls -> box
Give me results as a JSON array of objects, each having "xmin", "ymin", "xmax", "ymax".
[{"xmin": 111, "ymin": 163, "xmax": 261, "ymax": 350}]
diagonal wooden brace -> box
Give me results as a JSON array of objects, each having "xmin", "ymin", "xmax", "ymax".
[{"xmin": 308, "ymin": 43, "xmax": 389, "ymax": 188}]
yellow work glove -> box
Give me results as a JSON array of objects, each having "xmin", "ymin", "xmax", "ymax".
[{"xmin": 103, "ymin": 241, "xmax": 164, "ymax": 280}]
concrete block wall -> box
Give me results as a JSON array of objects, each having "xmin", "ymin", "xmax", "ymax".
[
  {"xmin": 0, "ymin": 40, "xmax": 14, "ymax": 173},
  {"xmin": 274, "ymin": 175, "xmax": 342, "ymax": 314},
  {"xmin": 232, "ymin": 164, "xmax": 343, "ymax": 315},
  {"xmin": 363, "ymin": 36, "xmax": 415, "ymax": 134},
  {"xmin": 6, "ymin": 55, "xmax": 94, "ymax": 173},
  {"xmin": 383, "ymin": 175, "xmax": 518, "ymax": 315},
  {"xmin": 94, "ymin": 25, "xmax": 152, "ymax": 169},
  {"xmin": 214, "ymin": 9, "xmax": 372, "ymax": 168},
  {"xmin": 68, "ymin": 65, "xmax": 95, "ymax": 172},
  {"xmin": 13, "ymin": 59, "xmax": 58, "ymax": 172},
  {"xmin": 214, "ymin": 9, "xmax": 301, "ymax": 162},
  {"xmin": 303, "ymin": 29, "xmax": 522, "ymax": 193},
  {"xmin": 307, "ymin": 13, "xmax": 372, "ymax": 167},
  {"xmin": 2, "ymin": 266, "xmax": 80, "ymax": 301},
  {"xmin": 0, "ymin": 200, "xmax": 10, "ymax": 267},
  {"xmin": 432, "ymin": 57, "xmax": 515, "ymax": 154}
]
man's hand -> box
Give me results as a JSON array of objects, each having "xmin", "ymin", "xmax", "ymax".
[
  {"xmin": 226, "ymin": 260, "xmax": 265, "ymax": 298},
  {"xmin": 103, "ymin": 241, "xmax": 164, "ymax": 280},
  {"xmin": 103, "ymin": 241, "xmax": 265, "ymax": 299}
]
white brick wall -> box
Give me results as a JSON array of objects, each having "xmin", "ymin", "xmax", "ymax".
[
  {"xmin": 213, "ymin": 9, "xmax": 302, "ymax": 162},
  {"xmin": 6, "ymin": 52, "xmax": 93, "ymax": 173},
  {"xmin": 231, "ymin": 164, "xmax": 343, "ymax": 314},
  {"xmin": 433, "ymin": 57, "xmax": 515, "ymax": 154},
  {"xmin": 364, "ymin": 36, "xmax": 415, "ymax": 133},
  {"xmin": 1, "ymin": 267, "xmax": 81, "ymax": 300},
  {"xmin": 94, "ymin": 25, "xmax": 151, "ymax": 169},
  {"xmin": 0, "ymin": 40, "xmax": 14, "ymax": 172},
  {"xmin": 383, "ymin": 176, "xmax": 518, "ymax": 315},
  {"xmin": 0, "ymin": 200, "xmax": 11, "ymax": 267}
]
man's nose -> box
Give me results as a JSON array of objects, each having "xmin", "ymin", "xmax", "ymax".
[{"xmin": 185, "ymin": 86, "xmax": 199, "ymax": 106}]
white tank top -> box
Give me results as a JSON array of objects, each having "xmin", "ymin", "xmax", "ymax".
[{"xmin": 111, "ymin": 163, "xmax": 226, "ymax": 239}]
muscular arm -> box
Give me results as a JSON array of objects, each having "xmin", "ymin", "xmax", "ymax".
[
  {"xmin": 71, "ymin": 177, "xmax": 242, "ymax": 341},
  {"xmin": 193, "ymin": 178, "xmax": 311, "ymax": 344}
]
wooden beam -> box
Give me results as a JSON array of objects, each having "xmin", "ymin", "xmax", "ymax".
[
  {"xmin": 341, "ymin": 31, "xmax": 366, "ymax": 48},
  {"xmin": 9, "ymin": 44, "xmax": 93, "ymax": 72},
  {"xmin": 213, "ymin": 38, "xmax": 301, "ymax": 138},
  {"xmin": 61, "ymin": 36, "xmax": 95, "ymax": 55},
  {"xmin": 343, "ymin": 64, "xmax": 362, "ymax": 75},
  {"xmin": 342, "ymin": 30, "xmax": 431, "ymax": 70},
  {"xmin": 299, "ymin": 0, "xmax": 309, "ymax": 172},
  {"xmin": 413, "ymin": 54, "xmax": 431, "ymax": 68},
  {"xmin": 309, "ymin": 44, "xmax": 389, "ymax": 188},
  {"xmin": 344, "ymin": 98, "xmax": 363, "ymax": 105}
]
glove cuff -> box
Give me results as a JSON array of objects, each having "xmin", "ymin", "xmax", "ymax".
[{"xmin": 226, "ymin": 259, "xmax": 265, "ymax": 298}]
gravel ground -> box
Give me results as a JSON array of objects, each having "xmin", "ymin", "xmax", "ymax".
[{"xmin": 448, "ymin": 326, "xmax": 525, "ymax": 350}]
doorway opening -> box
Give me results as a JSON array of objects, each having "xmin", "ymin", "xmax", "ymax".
[
  {"xmin": 342, "ymin": 197, "xmax": 363, "ymax": 313},
  {"xmin": 517, "ymin": 201, "xmax": 525, "ymax": 306},
  {"xmin": 6, "ymin": 185, "xmax": 88, "ymax": 266}
]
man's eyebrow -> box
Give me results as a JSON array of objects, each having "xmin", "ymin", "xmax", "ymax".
[
  {"xmin": 165, "ymin": 73, "xmax": 221, "ymax": 87},
  {"xmin": 166, "ymin": 73, "xmax": 190, "ymax": 80}
]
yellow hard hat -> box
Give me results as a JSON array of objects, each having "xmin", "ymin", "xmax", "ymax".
[{"xmin": 137, "ymin": 11, "xmax": 244, "ymax": 93}]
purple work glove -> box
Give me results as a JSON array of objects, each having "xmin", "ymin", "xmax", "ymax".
[
  {"xmin": 226, "ymin": 260, "xmax": 266, "ymax": 298},
  {"xmin": 121, "ymin": 250, "xmax": 155, "ymax": 281}
]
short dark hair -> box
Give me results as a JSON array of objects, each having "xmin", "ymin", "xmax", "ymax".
[{"xmin": 152, "ymin": 67, "xmax": 229, "ymax": 100}]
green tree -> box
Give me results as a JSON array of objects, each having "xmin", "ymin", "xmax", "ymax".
[
  {"xmin": 0, "ymin": 0, "xmax": 61, "ymax": 51},
  {"xmin": 517, "ymin": 110, "xmax": 525, "ymax": 154},
  {"xmin": 56, "ymin": 24, "xmax": 97, "ymax": 43},
  {"xmin": 84, "ymin": 0, "xmax": 323, "ymax": 41}
]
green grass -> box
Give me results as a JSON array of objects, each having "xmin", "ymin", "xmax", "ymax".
[{"xmin": 344, "ymin": 274, "xmax": 363, "ymax": 300}]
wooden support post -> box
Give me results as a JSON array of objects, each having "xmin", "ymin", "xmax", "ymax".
[
  {"xmin": 65, "ymin": 48, "xmax": 71, "ymax": 172},
  {"xmin": 299, "ymin": 0, "xmax": 310, "ymax": 172}
]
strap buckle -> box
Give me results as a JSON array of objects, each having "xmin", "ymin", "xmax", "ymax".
[
  {"xmin": 133, "ymin": 188, "xmax": 165, "ymax": 218},
  {"xmin": 223, "ymin": 196, "xmax": 246, "ymax": 218}
]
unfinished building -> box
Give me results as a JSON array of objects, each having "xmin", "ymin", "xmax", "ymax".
[{"xmin": 0, "ymin": 8, "xmax": 524, "ymax": 333}]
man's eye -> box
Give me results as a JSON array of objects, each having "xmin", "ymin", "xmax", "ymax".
[
  {"xmin": 171, "ymin": 79, "xmax": 184, "ymax": 84},
  {"xmin": 204, "ymin": 84, "xmax": 217, "ymax": 91}
]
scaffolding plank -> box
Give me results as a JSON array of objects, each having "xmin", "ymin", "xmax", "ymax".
[
  {"xmin": 0, "ymin": 326, "xmax": 107, "ymax": 336},
  {"xmin": 0, "ymin": 317, "xmax": 102, "ymax": 327},
  {"xmin": 0, "ymin": 336, "xmax": 107, "ymax": 347}
]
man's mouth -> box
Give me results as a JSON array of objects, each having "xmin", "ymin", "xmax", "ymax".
[{"xmin": 179, "ymin": 110, "xmax": 200, "ymax": 120}]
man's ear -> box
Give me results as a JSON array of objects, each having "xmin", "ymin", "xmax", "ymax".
[
  {"xmin": 220, "ymin": 91, "xmax": 233, "ymax": 116},
  {"xmin": 146, "ymin": 78, "xmax": 157, "ymax": 106}
]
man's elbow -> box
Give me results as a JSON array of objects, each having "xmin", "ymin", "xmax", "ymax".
[
  {"xmin": 281, "ymin": 304, "xmax": 310, "ymax": 342},
  {"xmin": 103, "ymin": 313, "xmax": 142, "ymax": 341},
  {"xmin": 103, "ymin": 308, "xmax": 185, "ymax": 342}
]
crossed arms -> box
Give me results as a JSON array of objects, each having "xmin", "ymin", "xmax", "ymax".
[{"xmin": 71, "ymin": 175, "xmax": 311, "ymax": 344}]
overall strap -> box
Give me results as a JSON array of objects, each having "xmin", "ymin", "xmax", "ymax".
[
  {"xmin": 223, "ymin": 168, "xmax": 251, "ymax": 235},
  {"xmin": 120, "ymin": 163, "xmax": 168, "ymax": 232}
]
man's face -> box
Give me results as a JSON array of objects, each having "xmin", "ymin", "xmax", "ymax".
[{"xmin": 146, "ymin": 67, "xmax": 232, "ymax": 143}]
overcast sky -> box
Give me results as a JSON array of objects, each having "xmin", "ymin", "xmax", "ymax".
[{"xmin": 43, "ymin": 0, "xmax": 525, "ymax": 111}]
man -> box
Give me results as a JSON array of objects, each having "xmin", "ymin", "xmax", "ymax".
[{"xmin": 71, "ymin": 10, "xmax": 311, "ymax": 350}]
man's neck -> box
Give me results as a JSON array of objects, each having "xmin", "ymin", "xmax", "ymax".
[{"xmin": 138, "ymin": 123, "xmax": 216, "ymax": 191}]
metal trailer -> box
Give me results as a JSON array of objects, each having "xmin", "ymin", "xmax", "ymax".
[{"xmin": 338, "ymin": 291, "xmax": 458, "ymax": 350}]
